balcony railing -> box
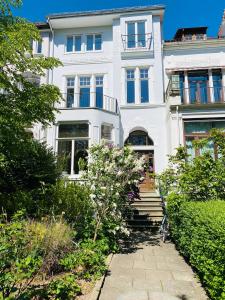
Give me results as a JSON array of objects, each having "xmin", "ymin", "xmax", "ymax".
[
  {"xmin": 167, "ymin": 84, "xmax": 225, "ymax": 105},
  {"xmin": 121, "ymin": 33, "xmax": 152, "ymax": 51},
  {"xmin": 56, "ymin": 92, "xmax": 119, "ymax": 114},
  {"xmin": 180, "ymin": 86, "xmax": 225, "ymax": 105}
]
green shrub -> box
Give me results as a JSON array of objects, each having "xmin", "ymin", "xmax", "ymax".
[
  {"xmin": 46, "ymin": 181, "xmax": 94, "ymax": 238},
  {"xmin": 60, "ymin": 239, "xmax": 107, "ymax": 280},
  {"xmin": 168, "ymin": 200, "xmax": 225, "ymax": 300},
  {"xmin": 47, "ymin": 274, "xmax": 81, "ymax": 299}
]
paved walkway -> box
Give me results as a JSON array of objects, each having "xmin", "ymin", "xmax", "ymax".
[{"xmin": 99, "ymin": 232, "xmax": 209, "ymax": 300}]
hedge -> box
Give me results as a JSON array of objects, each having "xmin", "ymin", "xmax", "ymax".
[{"xmin": 168, "ymin": 200, "xmax": 225, "ymax": 300}]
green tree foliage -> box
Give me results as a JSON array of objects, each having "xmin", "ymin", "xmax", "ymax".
[
  {"xmin": 158, "ymin": 129, "xmax": 225, "ymax": 201},
  {"xmin": 0, "ymin": 0, "xmax": 62, "ymax": 210}
]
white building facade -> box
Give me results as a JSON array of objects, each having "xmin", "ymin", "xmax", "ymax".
[{"xmin": 33, "ymin": 5, "xmax": 225, "ymax": 178}]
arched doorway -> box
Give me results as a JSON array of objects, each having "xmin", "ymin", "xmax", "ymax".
[{"xmin": 125, "ymin": 130, "xmax": 155, "ymax": 191}]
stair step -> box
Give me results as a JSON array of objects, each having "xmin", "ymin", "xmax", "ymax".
[
  {"xmin": 131, "ymin": 210, "xmax": 163, "ymax": 217},
  {"xmin": 131, "ymin": 202, "xmax": 162, "ymax": 210},
  {"xmin": 139, "ymin": 192, "xmax": 159, "ymax": 198}
]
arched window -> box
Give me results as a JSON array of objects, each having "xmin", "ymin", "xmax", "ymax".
[{"xmin": 125, "ymin": 130, "xmax": 153, "ymax": 146}]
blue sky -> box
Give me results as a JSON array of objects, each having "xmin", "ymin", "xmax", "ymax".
[{"xmin": 14, "ymin": 0, "xmax": 225, "ymax": 39}]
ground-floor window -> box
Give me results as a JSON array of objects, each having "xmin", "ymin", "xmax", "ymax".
[
  {"xmin": 101, "ymin": 124, "xmax": 113, "ymax": 142},
  {"xmin": 57, "ymin": 123, "xmax": 89, "ymax": 175},
  {"xmin": 184, "ymin": 120, "xmax": 225, "ymax": 158}
]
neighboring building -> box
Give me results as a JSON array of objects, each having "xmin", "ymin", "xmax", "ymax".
[
  {"xmin": 164, "ymin": 27, "xmax": 225, "ymax": 159},
  {"xmin": 33, "ymin": 5, "xmax": 225, "ymax": 178}
]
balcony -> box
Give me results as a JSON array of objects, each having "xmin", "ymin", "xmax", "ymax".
[
  {"xmin": 56, "ymin": 92, "xmax": 119, "ymax": 115},
  {"xmin": 166, "ymin": 76, "xmax": 225, "ymax": 107},
  {"xmin": 121, "ymin": 33, "xmax": 152, "ymax": 51}
]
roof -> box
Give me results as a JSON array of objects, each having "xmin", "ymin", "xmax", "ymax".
[
  {"xmin": 47, "ymin": 5, "xmax": 165, "ymax": 20},
  {"xmin": 174, "ymin": 27, "xmax": 208, "ymax": 40},
  {"xmin": 35, "ymin": 22, "xmax": 50, "ymax": 30}
]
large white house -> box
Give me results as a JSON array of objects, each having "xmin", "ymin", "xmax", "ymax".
[{"xmin": 33, "ymin": 5, "xmax": 225, "ymax": 179}]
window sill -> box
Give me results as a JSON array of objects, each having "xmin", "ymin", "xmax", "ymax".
[{"xmin": 64, "ymin": 50, "xmax": 103, "ymax": 55}]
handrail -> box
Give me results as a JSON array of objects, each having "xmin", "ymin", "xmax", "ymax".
[
  {"xmin": 121, "ymin": 33, "xmax": 152, "ymax": 51},
  {"xmin": 56, "ymin": 92, "xmax": 119, "ymax": 114}
]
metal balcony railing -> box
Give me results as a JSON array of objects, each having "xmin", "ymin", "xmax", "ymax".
[
  {"xmin": 56, "ymin": 92, "xmax": 119, "ymax": 114},
  {"xmin": 180, "ymin": 86, "xmax": 225, "ymax": 104},
  {"xmin": 121, "ymin": 33, "xmax": 152, "ymax": 51},
  {"xmin": 167, "ymin": 83, "xmax": 225, "ymax": 105}
]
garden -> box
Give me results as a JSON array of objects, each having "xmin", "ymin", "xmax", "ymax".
[
  {"xmin": 159, "ymin": 129, "xmax": 225, "ymax": 300},
  {"xmin": 0, "ymin": 1, "xmax": 146, "ymax": 298}
]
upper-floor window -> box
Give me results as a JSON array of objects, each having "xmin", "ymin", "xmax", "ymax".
[
  {"xmin": 126, "ymin": 69, "xmax": 135, "ymax": 103},
  {"xmin": 127, "ymin": 21, "xmax": 146, "ymax": 48},
  {"xmin": 66, "ymin": 77, "xmax": 75, "ymax": 108},
  {"xmin": 79, "ymin": 76, "xmax": 91, "ymax": 107},
  {"xmin": 87, "ymin": 34, "xmax": 102, "ymax": 51},
  {"xmin": 140, "ymin": 68, "xmax": 149, "ymax": 103},
  {"xmin": 37, "ymin": 39, "xmax": 42, "ymax": 54},
  {"xmin": 66, "ymin": 35, "xmax": 82, "ymax": 52},
  {"xmin": 96, "ymin": 76, "xmax": 104, "ymax": 108}
]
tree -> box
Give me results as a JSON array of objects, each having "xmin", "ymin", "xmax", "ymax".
[{"xmin": 0, "ymin": 0, "xmax": 62, "ymax": 209}]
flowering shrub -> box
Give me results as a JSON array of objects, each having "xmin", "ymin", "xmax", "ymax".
[{"xmin": 82, "ymin": 142, "xmax": 145, "ymax": 241}]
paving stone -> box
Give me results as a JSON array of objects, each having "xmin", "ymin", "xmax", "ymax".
[
  {"xmin": 146, "ymin": 270, "xmax": 173, "ymax": 281},
  {"xmin": 99, "ymin": 232, "xmax": 207, "ymax": 300},
  {"xmin": 133, "ymin": 259, "xmax": 157, "ymax": 270},
  {"xmin": 172, "ymin": 270, "xmax": 195, "ymax": 281},
  {"xmin": 133, "ymin": 278, "xmax": 162, "ymax": 291},
  {"xmin": 148, "ymin": 291, "xmax": 180, "ymax": 300},
  {"xmin": 99, "ymin": 288, "xmax": 149, "ymax": 300}
]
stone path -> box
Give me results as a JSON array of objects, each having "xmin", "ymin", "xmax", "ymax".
[{"xmin": 99, "ymin": 232, "xmax": 209, "ymax": 300}]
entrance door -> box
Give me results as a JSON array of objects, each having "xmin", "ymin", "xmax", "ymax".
[{"xmin": 136, "ymin": 150, "xmax": 155, "ymax": 192}]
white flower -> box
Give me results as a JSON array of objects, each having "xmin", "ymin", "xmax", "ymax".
[{"xmin": 90, "ymin": 194, "xmax": 96, "ymax": 200}]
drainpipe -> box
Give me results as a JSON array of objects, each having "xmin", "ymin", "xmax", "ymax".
[
  {"xmin": 48, "ymin": 18, "xmax": 54, "ymax": 85},
  {"xmin": 176, "ymin": 105, "xmax": 181, "ymax": 145}
]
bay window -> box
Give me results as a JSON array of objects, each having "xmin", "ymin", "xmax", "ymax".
[
  {"xmin": 57, "ymin": 123, "xmax": 89, "ymax": 175},
  {"xmin": 101, "ymin": 124, "xmax": 112, "ymax": 141},
  {"xmin": 127, "ymin": 69, "xmax": 135, "ymax": 103},
  {"xmin": 79, "ymin": 76, "xmax": 91, "ymax": 107}
]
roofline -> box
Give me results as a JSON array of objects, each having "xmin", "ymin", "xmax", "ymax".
[
  {"xmin": 47, "ymin": 5, "xmax": 165, "ymax": 20},
  {"xmin": 35, "ymin": 22, "xmax": 50, "ymax": 30}
]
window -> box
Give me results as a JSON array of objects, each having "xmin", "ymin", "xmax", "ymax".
[
  {"xmin": 79, "ymin": 76, "xmax": 91, "ymax": 107},
  {"xmin": 184, "ymin": 120, "xmax": 225, "ymax": 159},
  {"xmin": 125, "ymin": 130, "xmax": 153, "ymax": 146},
  {"xmin": 127, "ymin": 21, "xmax": 146, "ymax": 48},
  {"xmin": 87, "ymin": 34, "xmax": 102, "ymax": 51},
  {"xmin": 140, "ymin": 69, "xmax": 149, "ymax": 103},
  {"xmin": 37, "ymin": 39, "xmax": 42, "ymax": 54},
  {"xmin": 101, "ymin": 124, "xmax": 112, "ymax": 140},
  {"xmin": 57, "ymin": 123, "xmax": 89, "ymax": 175},
  {"xmin": 126, "ymin": 69, "xmax": 135, "ymax": 103},
  {"xmin": 213, "ymin": 71, "xmax": 223, "ymax": 103},
  {"xmin": 66, "ymin": 36, "xmax": 82, "ymax": 52},
  {"xmin": 66, "ymin": 77, "xmax": 75, "ymax": 108},
  {"xmin": 96, "ymin": 76, "xmax": 103, "ymax": 108}
]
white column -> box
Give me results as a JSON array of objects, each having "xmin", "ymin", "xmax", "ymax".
[
  {"xmin": 184, "ymin": 71, "xmax": 190, "ymax": 104},
  {"xmin": 135, "ymin": 67, "xmax": 140, "ymax": 104},
  {"xmin": 222, "ymin": 69, "xmax": 225, "ymax": 101},
  {"xmin": 74, "ymin": 75, "xmax": 79, "ymax": 107},
  {"xmin": 90, "ymin": 74, "xmax": 95, "ymax": 108},
  {"xmin": 208, "ymin": 69, "xmax": 214, "ymax": 103},
  {"xmin": 121, "ymin": 68, "xmax": 126, "ymax": 105}
]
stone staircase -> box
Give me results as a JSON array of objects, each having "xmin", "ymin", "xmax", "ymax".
[{"xmin": 127, "ymin": 191, "xmax": 163, "ymax": 230}]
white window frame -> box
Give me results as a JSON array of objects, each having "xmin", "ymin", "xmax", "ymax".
[
  {"xmin": 56, "ymin": 122, "xmax": 90, "ymax": 176},
  {"xmin": 86, "ymin": 33, "xmax": 103, "ymax": 52},
  {"xmin": 65, "ymin": 35, "xmax": 83, "ymax": 53},
  {"xmin": 126, "ymin": 20, "xmax": 147, "ymax": 49}
]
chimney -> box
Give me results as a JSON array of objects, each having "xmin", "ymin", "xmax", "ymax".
[{"xmin": 218, "ymin": 9, "xmax": 225, "ymax": 37}]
